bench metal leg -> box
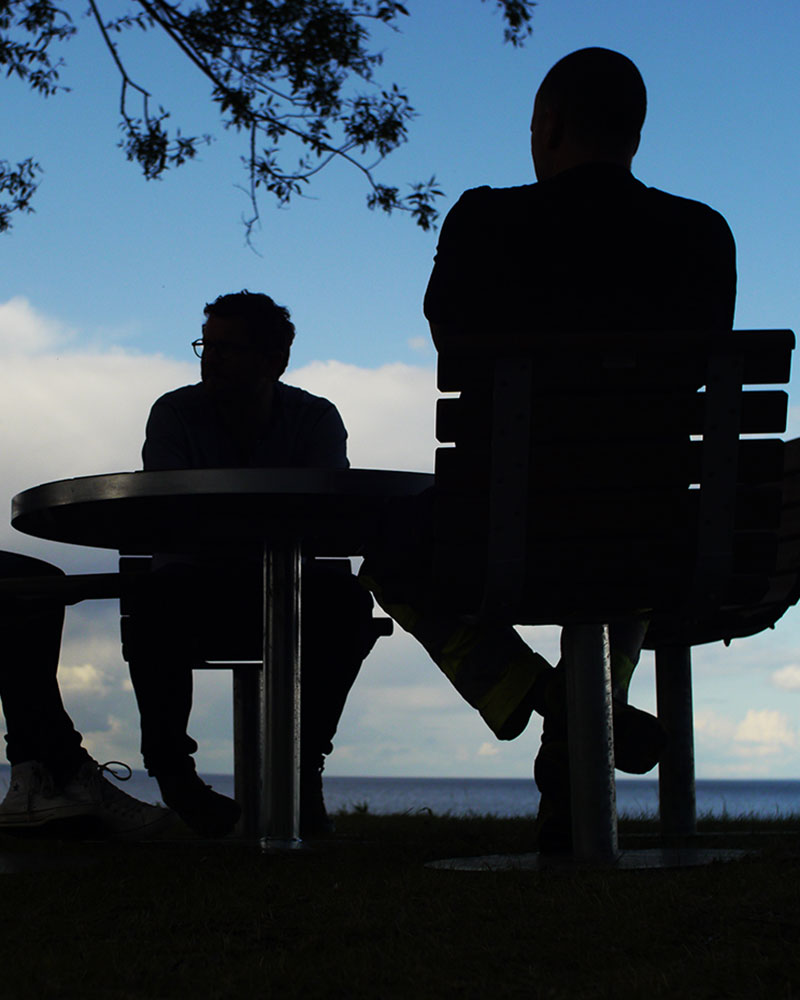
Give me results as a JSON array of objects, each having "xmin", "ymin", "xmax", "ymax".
[
  {"xmin": 655, "ymin": 645, "xmax": 697, "ymax": 837},
  {"xmin": 260, "ymin": 542, "xmax": 302, "ymax": 847},
  {"xmin": 233, "ymin": 666, "xmax": 260, "ymax": 838},
  {"xmin": 563, "ymin": 623, "xmax": 619, "ymax": 862}
]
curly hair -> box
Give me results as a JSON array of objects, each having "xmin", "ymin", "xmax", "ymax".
[{"xmin": 204, "ymin": 290, "xmax": 296, "ymax": 376}]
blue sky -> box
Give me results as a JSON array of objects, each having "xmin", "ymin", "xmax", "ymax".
[{"xmin": 1, "ymin": 0, "xmax": 799, "ymax": 785}]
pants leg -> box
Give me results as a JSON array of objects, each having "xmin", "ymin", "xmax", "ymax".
[
  {"xmin": 122, "ymin": 564, "xmax": 200, "ymax": 776},
  {"xmin": 0, "ymin": 551, "xmax": 88, "ymax": 781},
  {"xmin": 609, "ymin": 618, "xmax": 650, "ymax": 703},
  {"xmin": 300, "ymin": 561, "xmax": 377, "ymax": 770},
  {"xmin": 123, "ymin": 559, "xmax": 376, "ymax": 776},
  {"xmin": 359, "ymin": 490, "xmax": 552, "ymax": 739}
]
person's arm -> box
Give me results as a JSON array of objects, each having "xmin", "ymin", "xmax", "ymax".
[
  {"xmin": 708, "ymin": 210, "xmax": 737, "ymax": 330},
  {"xmin": 424, "ymin": 188, "xmax": 491, "ymax": 352},
  {"xmin": 300, "ymin": 403, "xmax": 349, "ymax": 469},
  {"xmin": 141, "ymin": 397, "xmax": 193, "ymax": 471},
  {"xmin": 677, "ymin": 201, "xmax": 737, "ymax": 332}
]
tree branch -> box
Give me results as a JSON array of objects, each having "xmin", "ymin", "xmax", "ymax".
[{"xmin": 2, "ymin": 0, "xmax": 535, "ymax": 236}]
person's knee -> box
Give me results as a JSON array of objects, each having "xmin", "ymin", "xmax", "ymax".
[{"xmin": 0, "ymin": 550, "xmax": 64, "ymax": 580}]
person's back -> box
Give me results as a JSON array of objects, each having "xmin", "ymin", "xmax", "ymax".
[
  {"xmin": 425, "ymin": 47, "xmax": 735, "ymax": 343},
  {"xmin": 424, "ymin": 164, "xmax": 735, "ymax": 336}
]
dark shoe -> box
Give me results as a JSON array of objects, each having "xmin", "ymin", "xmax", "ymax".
[
  {"xmin": 533, "ymin": 738, "xmax": 570, "ymax": 798},
  {"xmin": 539, "ymin": 664, "xmax": 667, "ymax": 774},
  {"xmin": 156, "ymin": 770, "xmax": 241, "ymax": 838},
  {"xmin": 532, "ymin": 741, "xmax": 572, "ymax": 854},
  {"xmin": 300, "ymin": 765, "xmax": 334, "ymax": 837},
  {"xmin": 612, "ymin": 702, "xmax": 668, "ymax": 774},
  {"xmin": 533, "ymin": 795, "xmax": 573, "ymax": 855}
]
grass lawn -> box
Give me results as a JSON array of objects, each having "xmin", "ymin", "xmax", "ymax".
[{"xmin": 1, "ymin": 811, "xmax": 799, "ymax": 999}]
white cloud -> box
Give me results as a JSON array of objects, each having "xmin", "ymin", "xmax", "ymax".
[
  {"xmin": 0, "ymin": 298, "xmax": 197, "ymax": 557},
  {"xmin": 694, "ymin": 709, "xmax": 736, "ymax": 743},
  {"xmin": 359, "ymin": 683, "xmax": 459, "ymax": 713},
  {"xmin": 0, "ymin": 300, "xmax": 446, "ymax": 774},
  {"xmin": 58, "ymin": 663, "xmax": 113, "ymax": 697},
  {"xmin": 696, "ymin": 707, "xmax": 797, "ymax": 761},
  {"xmin": 288, "ymin": 359, "xmax": 436, "ymax": 472},
  {"xmin": 407, "ymin": 336, "xmax": 431, "ymax": 355},
  {"xmin": 0, "ymin": 301, "xmax": 437, "ymax": 563},
  {"xmin": 79, "ymin": 713, "xmax": 148, "ymax": 771},
  {"xmin": 15, "ymin": 298, "xmax": 800, "ymax": 781},
  {"xmin": 771, "ymin": 665, "xmax": 800, "ymax": 691},
  {"xmin": 735, "ymin": 709, "xmax": 796, "ymax": 750},
  {"xmin": 0, "ymin": 296, "xmax": 70, "ymax": 354}
]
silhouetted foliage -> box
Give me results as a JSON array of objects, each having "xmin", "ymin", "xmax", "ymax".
[
  {"xmin": 0, "ymin": 0, "xmax": 535, "ymax": 236},
  {"xmin": 0, "ymin": 157, "xmax": 39, "ymax": 233}
]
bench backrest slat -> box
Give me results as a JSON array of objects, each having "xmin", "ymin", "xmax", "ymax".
[{"xmin": 432, "ymin": 329, "xmax": 794, "ymax": 625}]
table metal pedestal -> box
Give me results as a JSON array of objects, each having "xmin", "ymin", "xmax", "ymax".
[{"xmin": 261, "ymin": 542, "xmax": 302, "ymax": 848}]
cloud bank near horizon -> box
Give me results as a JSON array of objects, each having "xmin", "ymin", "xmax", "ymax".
[
  {"xmin": 0, "ymin": 297, "xmax": 470, "ymax": 777},
  {"xmin": 1, "ymin": 297, "xmax": 799, "ymax": 782},
  {"xmin": 0, "ymin": 298, "xmax": 436, "ymax": 555}
]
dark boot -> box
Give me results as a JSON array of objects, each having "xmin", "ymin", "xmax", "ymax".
[
  {"xmin": 533, "ymin": 740, "xmax": 572, "ymax": 854},
  {"xmin": 298, "ymin": 563, "xmax": 378, "ymax": 837},
  {"xmin": 538, "ymin": 663, "xmax": 668, "ymax": 773},
  {"xmin": 300, "ymin": 757, "xmax": 334, "ymax": 837},
  {"xmin": 155, "ymin": 765, "xmax": 241, "ymax": 838}
]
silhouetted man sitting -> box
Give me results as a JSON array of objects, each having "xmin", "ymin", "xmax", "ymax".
[
  {"xmin": 123, "ymin": 291, "xmax": 376, "ymax": 837},
  {"xmin": 361, "ymin": 48, "xmax": 736, "ymax": 850}
]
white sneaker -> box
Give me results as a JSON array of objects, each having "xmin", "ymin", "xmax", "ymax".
[
  {"xmin": 61, "ymin": 760, "xmax": 174, "ymax": 840},
  {"xmin": 0, "ymin": 760, "xmax": 87, "ymax": 827},
  {"xmin": 0, "ymin": 759, "xmax": 173, "ymax": 839}
]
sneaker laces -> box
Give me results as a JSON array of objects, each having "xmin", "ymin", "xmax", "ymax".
[
  {"xmin": 97, "ymin": 761, "xmax": 133, "ymax": 783},
  {"xmin": 85, "ymin": 760, "xmax": 150, "ymax": 818}
]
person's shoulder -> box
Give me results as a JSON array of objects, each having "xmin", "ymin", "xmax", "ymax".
[
  {"xmin": 442, "ymin": 184, "xmax": 538, "ymax": 232},
  {"xmin": 643, "ymin": 183, "xmax": 732, "ymax": 232},
  {"xmin": 276, "ymin": 381, "xmax": 340, "ymax": 415},
  {"xmin": 452, "ymin": 183, "xmax": 537, "ymax": 210},
  {"xmin": 153, "ymin": 382, "xmax": 205, "ymax": 406},
  {"xmin": 148, "ymin": 383, "xmax": 206, "ymax": 415}
]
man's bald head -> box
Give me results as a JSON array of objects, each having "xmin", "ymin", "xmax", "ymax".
[{"xmin": 531, "ymin": 48, "xmax": 647, "ymax": 180}]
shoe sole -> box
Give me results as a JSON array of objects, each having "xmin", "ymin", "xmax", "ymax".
[
  {"xmin": 0, "ymin": 804, "xmax": 175, "ymax": 840},
  {"xmin": 0, "ymin": 803, "xmax": 102, "ymax": 828}
]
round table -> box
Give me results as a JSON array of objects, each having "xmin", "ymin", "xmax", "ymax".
[
  {"xmin": 12, "ymin": 467, "xmax": 433, "ymax": 554},
  {"xmin": 12, "ymin": 468, "xmax": 434, "ymax": 845}
]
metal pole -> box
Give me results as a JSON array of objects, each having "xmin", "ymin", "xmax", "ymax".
[
  {"xmin": 656, "ymin": 645, "xmax": 697, "ymax": 837},
  {"xmin": 564, "ymin": 623, "xmax": 619, "ymax": 862},
  {"xmin": 260, "ymin": 541, "xmax": 302, "ymax": 848},
  {"xmin": 233, "ymin": 666, "xmax": 260, "ymax": 838}
]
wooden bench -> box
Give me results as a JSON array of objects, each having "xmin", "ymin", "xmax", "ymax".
[
  {"xmin": 432, "ymin": 328, "xmax": 794, "ymax": 860},
  {"xmin": 646, "ymin": 435, "xmax": 800, "ymax": 836}
]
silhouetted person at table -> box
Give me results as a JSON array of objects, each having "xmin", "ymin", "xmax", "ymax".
[
  {"xmin": 360, "ymin": 48, "xmax": 736, "ymax": 850},
  {"xmin": 123, "ymin": 291, "xmax": 377, "ymax": 837},
  {"xmin": 0, "ymin": 551, "xmax": 171, "ymax": 837}
]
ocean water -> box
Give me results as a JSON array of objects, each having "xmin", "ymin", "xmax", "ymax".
[
  {"xmin": 3, "ymin": 765, "xmax": 798, "ymax": 820},
  {"xmin": 313, "ymin": 775, "xmax": 800, "ymax": 819}
]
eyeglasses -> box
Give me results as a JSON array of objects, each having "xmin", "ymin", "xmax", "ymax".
[{"xmin": 191, "ymin": 339, "xmax": 257, "ymax": 360}]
